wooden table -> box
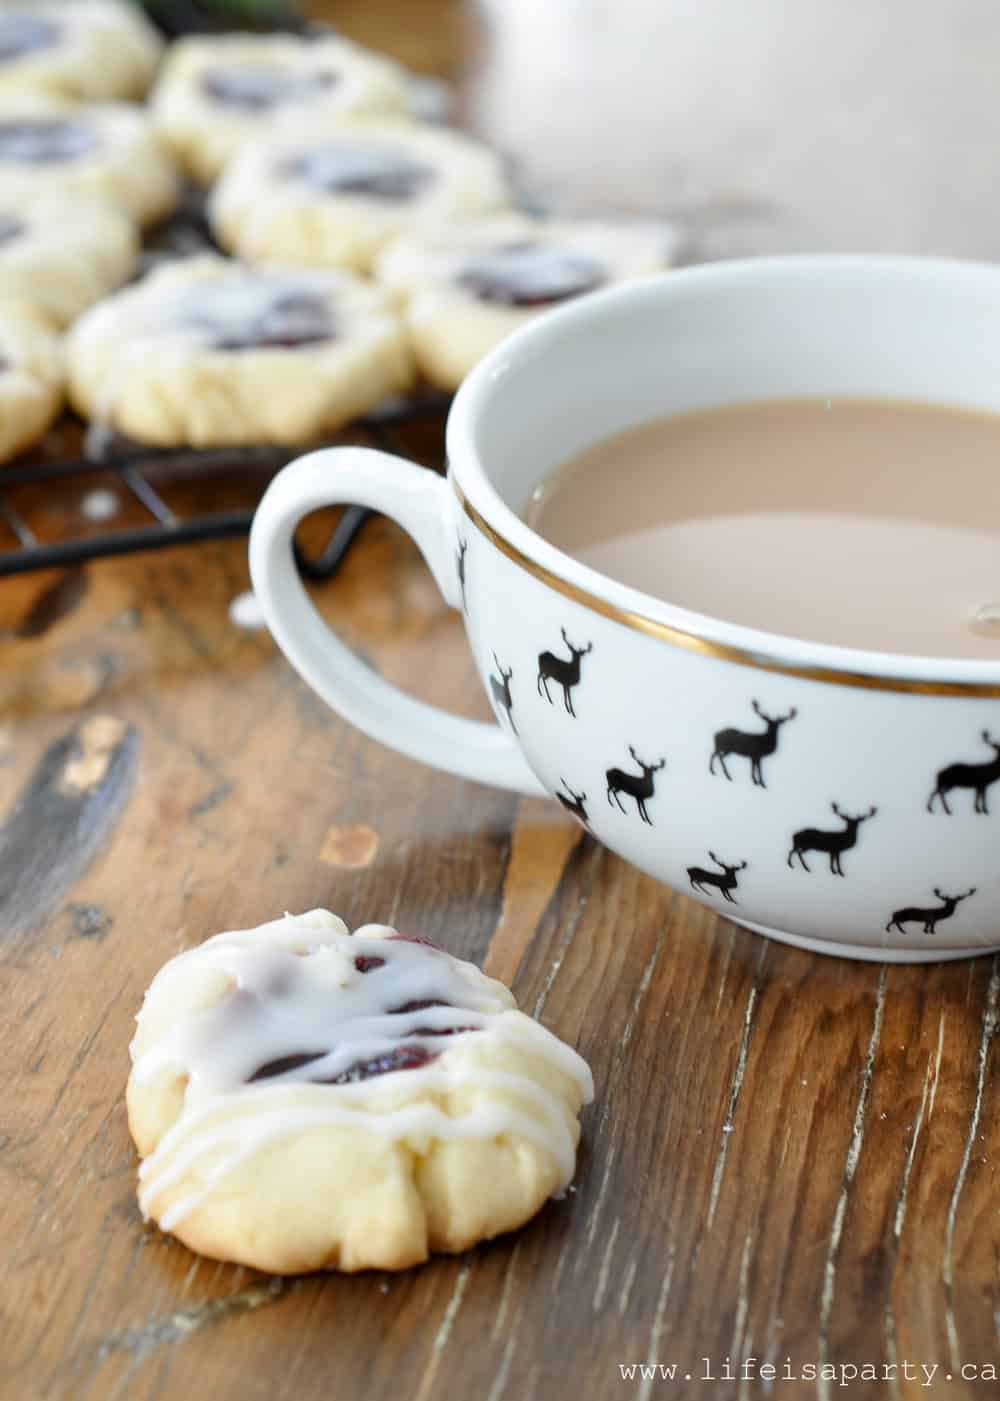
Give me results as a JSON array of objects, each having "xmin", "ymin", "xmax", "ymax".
[{"xmin": 6, "ymin": 3, "xmax": 1000, "ymax": 1398}]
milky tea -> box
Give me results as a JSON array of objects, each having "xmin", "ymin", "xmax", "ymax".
[{"xmin": 524, "ymin": 398, "xmax": 1000, "ymax": 659}]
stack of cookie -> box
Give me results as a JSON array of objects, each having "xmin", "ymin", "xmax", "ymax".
[
  {"xmin": 0, "ymin": 3, "xmax": 676, "ymax": 459},
  {"xmin": 0, "ymin": 1, "xmax": 168, "ymax": 461}
]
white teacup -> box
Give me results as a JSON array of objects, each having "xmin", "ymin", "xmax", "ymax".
[{"xmin": 250, "ymin": 256, "xmax": 1000, "ymax": 962}]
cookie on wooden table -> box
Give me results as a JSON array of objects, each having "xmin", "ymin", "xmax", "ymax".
[
  {"xmin": 0, "ymin": 299, "xmax": 62, "ymax": 464},
  {"xmin": 209, "ymin": 116, "xmax": 510, "ymax": 274},
  {"xmin": 127, "ymin": 909, "xmax": 592, "ymax": 1273},
  {"xmin": 0, "ymin": 94, "xmax": 178, "ymax": 228},
  {"xmin": 0, "ymin": 194, "xmax": 137, "ymax": 329},
  {"xmin": 151, "ymin": 32, "xmax": 410, "ymax": 186},
  {"xmin": 0, "ymin": 1, "xmax": 162, "ymax": 102},
  {"xmin": 67, "ymin": 254, "xmax": 414, "ymax": 447},
  {"xmin": 377, "ymin": 212, "xmax": 677, "ymax": 390}
]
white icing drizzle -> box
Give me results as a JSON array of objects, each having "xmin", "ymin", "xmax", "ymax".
[{"xmin": 132, "ymin": 911, "xmax": 593, "ymax": 1229}]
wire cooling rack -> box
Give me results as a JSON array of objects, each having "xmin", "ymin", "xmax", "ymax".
[{"xmin": 0, "ymin": 396, "xmax": 449, "ymax": 580}]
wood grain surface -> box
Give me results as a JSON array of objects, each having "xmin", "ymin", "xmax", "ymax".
[{"xmin": 5, "ymin": 3, "xmax": 1000, "ymax": 1399}]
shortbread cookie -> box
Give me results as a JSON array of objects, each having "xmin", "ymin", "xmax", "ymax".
[
  {"xmin": 127, "ymin": 910, "xmax": 592, "ymax": 1273},
  {"xmin": 0, "ymin": 193, "xmax": 137, "ymax": 328},
  {"xmin": 0, "ymin": 1, "xmax": 162, "ymax": 102},
  {"xmin": 67, "ymin": 255, "xmax": 414, "ymax": 447},
  {"xmin": 377, "ymin": 212, "xmax": 677, "ymax": 389},
  {"xmin": 0, "ymin": 299, "xmax": 62, "ymax": 463},
  {"xmin": 210, "ymin": 116, "xmax": 510, "ymax": 273},
  {"xmin": 152, "ymin": 33, "xmax": 409, "ymax": 185},
  {"xmin": 0, "ymin": 94, "xmax": 178, "ymax": 227}
]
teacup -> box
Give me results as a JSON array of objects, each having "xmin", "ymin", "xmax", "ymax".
[{"xmin": 249, "ymin": 256, "xmax": 1000, "ymax": 962}]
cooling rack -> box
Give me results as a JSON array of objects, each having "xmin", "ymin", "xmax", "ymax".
[{"xmin": 0, "ymin": 396, "xmax": 449, "ymax": 580}]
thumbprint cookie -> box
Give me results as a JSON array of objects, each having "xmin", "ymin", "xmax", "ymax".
[
  {"xmin": 67, "ymin": 254, "xmax": 413, "ymax": 447},
  {"xmin": 127, "ymin": 910, "xmax": 592, "ymax": 1273},
  {"xmin": 151, "ymin": 32, "xmax": 409, "ymax": 185},
  {"xmin": 0, "ymin": 1, "xmax": 162, "ymax": 103},
  {"xmin": 377, "ymin": 211, "xmax": 677, "ymax": 390},
  {"xmin": 209, "ymin": 116, "xmax": 510, "ymax": 274}
]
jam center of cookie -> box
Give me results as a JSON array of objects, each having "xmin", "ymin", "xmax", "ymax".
[
  {"xmin": 456, "ymin": 242, "xmax": 606, "ymax": 307},
  {"xmin": 241, "ymin": 986, "xmax": 480, "ymax": 1086},
  {"xmin": 0, "ymin": 215, "xmax": 24, "ymax": 246},
  {"xmin": 354, "ymin": 954, "xmax": 386, "ymax": 973},
  {"xmin": 178, "ymin": 285, "xmax": 335, "ymax": 351},
  {"xmin": 158, "ymin": 931, "xmax": 495, "ymax": 1098},
  {"xmin": 201, "ymin": 65, "xmax": 339, "ymax": 112},
  {"xmin": 282, "ymin": 146, "xmax": 435, "ymax": 201},
  {"xmin": 248, "ymin": 1043, "xmax": 437, "ymax": 1085},
  {"xmin": 0, "ymin": 119, "xmax": 96, "ymax": 165},
  {"xmin": 324, "ymin": 1043, "xmax": 436, "ymax": 1084},
  {"xmin": 0, "ymin": 16, "xmax": 60, "ymax": 63}
]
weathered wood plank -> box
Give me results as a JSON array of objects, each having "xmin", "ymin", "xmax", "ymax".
[{"xmin": 5, "ymin": 2, "xmax": 1000, "ymax": 1398}]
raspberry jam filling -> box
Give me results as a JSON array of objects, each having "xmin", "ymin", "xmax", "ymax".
[
  {"xmin": 242, "ymin": 987, "xmax": 483, "ymax": 1082},
  {"xmin": 387, "ymin": 932, "xmax": 442, "ymax": 950},
  {"xmin": 281, "ymin": 146, "xmax": 435, "ymax": 201},
  {"xmin": 248, "ymin": 1041, "xmax": 437, "ymax": 1085},
  {"xmin": 0, "ymin": 16, "xmax": 60, "ymax": 63},
  {"xmin": 455, "ymin": 241, "xmax": 606, "ymax": 307},
  {"xmin": 323, "ymin": 1043, "xmax": 436, "ymax": 1084},
  {"xmin": 354, "ymin": 954, "xmax": 386, "ymax": 973},
  {"xmin": 179, "ymin": 286, "xmax": 335, "ymax": 351},
  {"xmin": 383, "ymin": 996, "xmax": 474, "ymax": 1036},
  {"xmin": 248, "ymin": 1051, "xmax": 326, "ymax": 1082},
  {"xmin": 241, "ymin": 944, "xmax": 481, "ymax": 1086},
  {"xmin": 387, "ymin": 998, "xmax": 449, "ymax": 1015},
  {"xmin": 0, "ymin": 119, "xmax": 97, "ymax": 165},
  {"xmin": 202, "ymin": 66, "xmax": 338, "ymax": 112}
]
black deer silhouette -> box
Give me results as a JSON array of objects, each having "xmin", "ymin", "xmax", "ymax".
[
  {"xmin": 927, "ymin": 731, "xmax": 1000, "ymax": 815},
  {"xmin": 490, "ymin": 655, "xmax": 516, "ymax": 734},
  {"xmin": 456, "ymin": 538, "xmax": 468, "ymax": 611},
  {"xmin": 687, "ymin": 852, "xmax": 748, "ymax": 903},
  {"xmin": 537, "ymin": 629, "xmax": 593, "ymax": 716},
  {"xmin": 556, "ymin": 779, "xmax": 590, "ymax": 827},
  {"xmin": 606, "ymin": 746, "xmax": 666, "ymax": 824},
  {"xmin": 710, "ymin": 700, "xmax": 798, "ymax": 787},
  {"xmin": 787, "ymin": 802, "xmax": 877, "ymax": 875},
  {"xmin": 886, "ymin": 886, "xmax": 977, "ymax": 935}
]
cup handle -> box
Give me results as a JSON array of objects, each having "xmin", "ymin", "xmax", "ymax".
[{"xmin": 249, "ymin": 447, "xmax": 546, "ymax": 796}]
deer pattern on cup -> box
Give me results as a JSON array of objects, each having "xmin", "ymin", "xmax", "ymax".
[
  {"xmin": 489, "ymin": 655, "xmax": 516, "ymax": 734},
  {"xmin": 478, "ymin": 632, "xmax": 992, "ymax": 923},
  {"xmin": 556, "ymin": 778, "xmax": 590, "ymax": 828},
  {"xmin": 456, "ymin": 537, "xmax": 468, "ymax": 612},
  {"xmin": 886, "ymin": 886, "xmax": 976, "ymax": 935},
  {"xmin": 687, "ymin": 852, "xmax": 748, "ymax": 903},
  {"xmin": 710, "ymin": 700, "xmax": 798, "ymax": 788},
  {"xmin": 536, "ymin": 629, "xmax": 593, "ymax": 717},
  {"xmin": 787, "ymin": 802, "xmax": 877, "ymax": 876},
  {"xmin": 927, "ymin": 731, "xmax": 1000, "ymax": 815},
  {"xmin": 606, "ymin": 747, "xmax": 666, "ymax": 824}
]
